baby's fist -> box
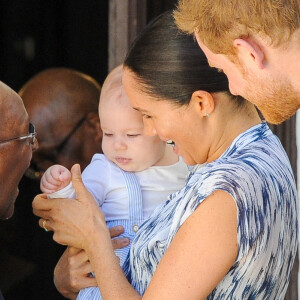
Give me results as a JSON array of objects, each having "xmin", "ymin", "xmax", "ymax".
[{"xmin": 41, "ymin": 164, "xmax": 72, "ymax": 194}]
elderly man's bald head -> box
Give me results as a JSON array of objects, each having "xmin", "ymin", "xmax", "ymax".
[
  {"xmin": 20, "ymin": 68, "xmax": 103, "ymax": 177},
  {"xmin": 20, "ymin": 68, "xmax": 100, "ymax": 124}
]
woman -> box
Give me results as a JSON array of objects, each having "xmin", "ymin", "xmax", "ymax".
[{"xmin": 33, "ymin": 11, "xmax": 297, "ymax": 299}]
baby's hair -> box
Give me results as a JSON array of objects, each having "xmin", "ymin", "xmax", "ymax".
[{"xmin": 100, "ymin": 64, "xmax": 129, "ymax": 107}]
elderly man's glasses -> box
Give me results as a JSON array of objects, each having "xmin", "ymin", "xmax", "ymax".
[
  {"xmin": 26, "ymin": 116, "xmax": 86, "ymax": 179},
  {"xmin": 48, "ymin": 116, "xmax": 86, "ymax": 159},
  {"xmin": 0, "ymin": 123, "xmax": 36, "ymax": 145}
]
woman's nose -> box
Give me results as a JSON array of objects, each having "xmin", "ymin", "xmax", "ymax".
[{"xmin": 143, "ymin": 122, "xmax": 157, "ymax": 136}]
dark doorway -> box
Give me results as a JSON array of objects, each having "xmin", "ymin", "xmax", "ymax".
[
  {"xmin": 0, "ymin": 1, "xmax": 108, "ymax": 300},
  {"xmin": 0, "ymin": 0, "xmax": 108, "ymax": 90}
]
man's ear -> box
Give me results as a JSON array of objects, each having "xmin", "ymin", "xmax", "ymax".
[
  {"xmin": 190, "ymin": 90, "xmax": 215, "ymax": 117},
  {"xmin": 233, "ymin": 38, "xmax": 265, "ymax": 69},
  {"xmin": 85, "ymin": 112, "xmax": 102, "ymax": 142}
]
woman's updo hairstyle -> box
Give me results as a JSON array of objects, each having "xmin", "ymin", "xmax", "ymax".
[{"xmin": 124, "ymin": 10, "xmax": 245, "ymax": 106}]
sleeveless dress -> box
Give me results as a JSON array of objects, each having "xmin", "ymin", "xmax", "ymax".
[{"xmin": 124, "ymin": 122, "xmax": 298, "ymax": 299}]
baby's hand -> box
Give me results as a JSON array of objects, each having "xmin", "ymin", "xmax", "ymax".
[{"xmin": 40, "ymin": 165, "xmax": 72, "ymax": 194}]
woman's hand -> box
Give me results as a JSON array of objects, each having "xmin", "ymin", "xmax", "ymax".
[
  {"xmin": 53, "ymin": 227, "xmax": 129, "ymax": 299},
  {"xmin": 33, "ymin": 164, "xmax": 109, "ymax": 250},
  {"xmin": 54, "ymin": 246, "xmax": 95, "ymax": 300},
  {"xmin": 34, "ymin": 164, "xmax": 139, "ymax": 299}
]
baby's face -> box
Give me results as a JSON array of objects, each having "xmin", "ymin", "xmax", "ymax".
[{"xmin": 100, "ymin": 100, "xmax": 165, "ymax": 172}]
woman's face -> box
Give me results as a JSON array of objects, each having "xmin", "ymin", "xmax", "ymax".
[{"xmin": 123, "ymin": 69, "xmax": 207, "ymax": 166}]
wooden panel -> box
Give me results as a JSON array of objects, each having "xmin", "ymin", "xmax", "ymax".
[
  {"xmin": 108, "ymin": 0, "xmax": 146, "ymax": 71},
  {"xmin": 147, "ymin": 0, "xmax": 177, "ymax": 22}
]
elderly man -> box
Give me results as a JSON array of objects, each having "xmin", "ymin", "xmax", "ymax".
[
  {"xmin": 175, "ymin": 0, "xmax": 300, "ymax": 124},
  {"xmin": 0, "ymin": 81, "xmax": 38, "ymax": 219},
  {"xmin": 1, "ymin": 68, "xmax": 102, "ymax": 300},
  {"xmin": 0, "ymin": 81, "xmax": 38, "ymax": 299}
]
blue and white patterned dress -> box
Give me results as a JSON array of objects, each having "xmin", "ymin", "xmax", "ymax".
[{"xmin": 124, "ymin": 122, "xmax": 298, "ymax": 299}]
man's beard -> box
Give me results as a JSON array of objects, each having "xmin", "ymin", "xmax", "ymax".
[{"xmin": 243, "ymin": 71, "xmax": 300, "ymax": 124}]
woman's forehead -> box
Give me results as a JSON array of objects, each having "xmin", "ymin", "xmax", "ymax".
[
  {"xmin": 122, "ymin": 68, "xmax": 137, "ymax": 90},
  {"xmin": 123, "ymin": 68, "xmax": 180, "ymax": 116}
]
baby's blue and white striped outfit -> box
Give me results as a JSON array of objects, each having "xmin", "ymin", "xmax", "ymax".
[{"xmin": 53, "ymin": 154, "xmax": 189, "ymax": 300}]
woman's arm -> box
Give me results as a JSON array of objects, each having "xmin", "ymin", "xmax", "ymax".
[
  {"xmin": 86, "ymin": 189, "xmax": 238, "ymax": 300},
  {"xmin": 143, "ymin": 190, "xmax": 238, "ymax": 299},
  {"xmin": 33, "ymin": 164, "xmax": 238, "ymax": 300}
]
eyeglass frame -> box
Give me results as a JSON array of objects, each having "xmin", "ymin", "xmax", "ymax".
[
  {"xmin": 25, "ymin": 116, "xmax": 86, "ymax": 180},
  {"xmin": 0, "ymin": 123, "xmax": 36, "ymax": 145},
  {"xmin": 45, "ymin": 116, "xmax": 86, "ymax": 160}
]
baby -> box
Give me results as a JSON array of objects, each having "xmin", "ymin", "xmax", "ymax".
[{"xmin": 40, "ymin": 65, "xmax": 189, "ymax": 300}]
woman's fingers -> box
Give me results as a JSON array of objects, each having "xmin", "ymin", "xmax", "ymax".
[
  {"xmin": 32, "ymin": 193, "xmax": 53, "ymax": 211},
  {"xmin": 108, "ymin": 226, "xmax": 130, "ymax": 249},
  {"xmin": 109, "ymin": 225, "xmax": 124, "ymax": 238},
  {"xmin": 39, "ymin": 218, "xmax": 52, "ymax": 232},
  {"xmin": 54, "ymin": 247, "xmax": 97, "ymax": 299},
  {"xmin": 111, "ymin": 237, "xmax": 130, "ymax": 249},
  {"xmin": 34, "ymin": 164, "xmax": 108, "ymax": 249}
]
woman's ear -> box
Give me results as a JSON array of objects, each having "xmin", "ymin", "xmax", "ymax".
[
  {"xmin": 190, "ymin": 90, "xmax": 215, "ymax": 117},
  {"xmin": 233, "ymin": 38, "xmax": 265, "ymax": 69}
]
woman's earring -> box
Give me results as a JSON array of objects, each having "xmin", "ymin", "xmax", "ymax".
[{"xmin": 205, "ymin": 113, "xmax": 210, "ymax": 117}]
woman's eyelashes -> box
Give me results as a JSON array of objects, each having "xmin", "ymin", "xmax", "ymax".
[{"xmin": 142, "ymin": 114, "xmax": 151, "ymax": 119}]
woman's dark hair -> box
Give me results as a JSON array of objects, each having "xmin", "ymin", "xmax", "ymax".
[{"xmin": 124, "ymin": 10, "xmax": 245, "ymax": 106}]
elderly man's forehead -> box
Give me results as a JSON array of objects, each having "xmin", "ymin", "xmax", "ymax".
[
  {"xmin": 0, "ymin": 81, "xmax": 11, "ymax": 99},
  {"xmin": 0, "ymin": 81, "xmax": 27, "ymax": 126},
  {"xmin": 0, "ymin": 81, "xmax": 22, "ymax": 102}
]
